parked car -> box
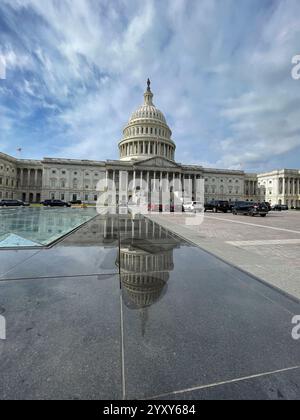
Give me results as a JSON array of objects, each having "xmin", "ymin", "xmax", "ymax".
[
  {"xmin": 232, "ymin": 201, "xmax": 269, "ymax": 217},
  {"xmin": 204, "ymin": 200, "xmax": 230, "ymax": 213},
  {"xmin": 271, "ymin": 204, "xmax": 282, "ymax": 211},
  {"xmin": 183, "ymin": 201, "xmax": 203, "ymax": 212},
  {"xmin": 0, "ymin": 199, "xmax": 29, "ymax": 207},
  {"xmin": 271, "ymin": 204, "xmax": 289, "ymax": 211},
  {"xmin": 41, "ymin": 199, "xmax": 71, "ymax": 207},
  {"xmin": 264, "ymin": 202, "xmax": 272, "ymax": 211}
]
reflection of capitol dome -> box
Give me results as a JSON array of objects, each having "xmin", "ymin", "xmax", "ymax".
[
  {"xmin": 122, "ymin": 273, "xmax": 168, "ymax": 310},
  {"xmin": 119, "ymin": 243, "xmax": 175, "ymax": 310},
  {"xmin": 119, "ymin": 79, "xmax": 176, "ymax": 162}
]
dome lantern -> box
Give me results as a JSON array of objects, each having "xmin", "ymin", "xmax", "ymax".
[{"xmin": 144, "ymin": 78, "xmax": 154, "ymax": 106}]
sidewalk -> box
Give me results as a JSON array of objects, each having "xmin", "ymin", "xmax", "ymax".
[{"xmin": 148, "ymin": 212, "xmax": 300, "ymax": 301}]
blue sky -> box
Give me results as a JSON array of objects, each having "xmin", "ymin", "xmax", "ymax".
[{"xmin": 0, "ymin": 0, "xmax": 299, "ymax": 172}]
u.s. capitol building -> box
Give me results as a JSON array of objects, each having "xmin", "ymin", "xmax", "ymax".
[{"xmin": 1, "ymin": 81, "xmax": 299, "ymax": 208}]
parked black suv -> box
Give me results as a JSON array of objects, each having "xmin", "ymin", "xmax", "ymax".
[
  {"xmin": 232, "ymin": 201, "xmax": 269, "ymax": 217},
  {"xmin": 204, "ymin": 200, "xmax": 230, "ymax": 213},
  {"xmin": 263, "ymin": 202, "xmax": 272, "ymax": 211},
  {"xmin": 41, "ymin": 200, "xmax": 71, "ymax": 207},
  {"xmin": 0, "ymin": 199, "xmax": 29, "ymax": 207}
]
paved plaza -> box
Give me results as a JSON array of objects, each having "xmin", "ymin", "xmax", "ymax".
[
  {"xmin": 0, "ymin": 209, "xmax": 300, "ymax": 400},
  {"xmin": 149, "ymin": 211, "xmax": 300, "ymax": 300}
]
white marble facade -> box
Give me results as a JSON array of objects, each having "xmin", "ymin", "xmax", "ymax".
[
  {"xmin": 257, "ymin": 170, "xmax": 300, "ymax": 208},
  {"xmin": 1, "ymin": 81, "xmax": 299, "ymax": 207}
]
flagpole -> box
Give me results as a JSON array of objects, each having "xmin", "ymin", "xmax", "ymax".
[{"xmin": 17, "ymin": 148, "xmax": 22, "ymax": 159}]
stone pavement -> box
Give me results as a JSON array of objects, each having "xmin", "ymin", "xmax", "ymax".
[{"xmin": 148, "ymin": 211, "xmax": 300, "ymax": 300}]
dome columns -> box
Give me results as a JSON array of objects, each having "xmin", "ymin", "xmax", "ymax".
[{"xmin": 119, "ymin": 140, "xmax": 175, "ymax": 160}]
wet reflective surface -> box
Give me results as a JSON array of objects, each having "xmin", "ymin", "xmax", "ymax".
[
  {"xmin": 0, "ymin": 208, "xmax": 97, "ymax": 247},
  {"xmin": 0, "ymin": 211, "xmax": 300, "ymax": 399}
]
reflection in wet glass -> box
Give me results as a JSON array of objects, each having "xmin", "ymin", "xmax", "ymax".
[
  {"xmin": 116, "ymin": 215, "xmax": 183, "ymax": 336},
  {"xmin": 0, "ymin": 207, "xmax": 97, "ymax": 247}
]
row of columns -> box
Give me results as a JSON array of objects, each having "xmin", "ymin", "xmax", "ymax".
[
  {"xmin": 279, "ymin": 177, "xmax": 300, "ymax": 195},
  {"xmin": 120, "ymin": 141, "xmax": 174, "ymax": 160},
  {"xmin": 105, "ymin": 169, "xmax": 201, "ymax": 200},
  {"xmin": 287, "ymin": 177, "xmax": 300, "ymax": 195},
  {"xmin": 18, "ymin": 168, "xmax": 43, "ymax": 188},
  {"xmin": 124, "ymin": 126, "xmax": 168, "ymax": 138},
  {"xmin": 120, "ymin": 250, "xmax": 173, "ymax": 273},
  {"xmin": 246, "ymin": 180, "xmax": 258, "ymax": 196}
]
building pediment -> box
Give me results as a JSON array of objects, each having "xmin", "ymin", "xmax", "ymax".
[{"xmin": 134, "ymin": 157, "xmax": 181, "ymax": 169}]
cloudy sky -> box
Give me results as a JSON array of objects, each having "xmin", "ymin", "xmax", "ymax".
[{"xmin": 0, "ymin": 0, "xmax": 299, "ymax": 172}]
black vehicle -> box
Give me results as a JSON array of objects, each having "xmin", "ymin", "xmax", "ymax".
[
  {"xmin": 271, "ymin": 204, "xmax": 282, "ymax": 211},
  {"xmin": 264, "ymin": 202, "xmax": 272, "ymax": 211},
  {"xmin": 232, "ymin": 201, "xmax": 268, "ymax": 217},
  {"xmin": 42, "ymin": 199, "xmax": 71, "ymax": 207},
  {"xmin": 0, "ymin": 199, "xmax": 29, "ymax": 207},
  {"xmin": 204, "ymin": 200, "xmax": 230, "ymax": 213},
  {"xmin": 271, "ymin": 204, "xmax": 288, "ymax": 211}
]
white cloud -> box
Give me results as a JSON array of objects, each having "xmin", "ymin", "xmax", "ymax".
[{"xmin": 0, "ymin": 0, "xmax": 299, "ymax": 170}]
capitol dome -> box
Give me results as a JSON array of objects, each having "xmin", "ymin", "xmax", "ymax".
[
  {"xmin": 119, "ymin": 79, "xmax": 176, "ymax": 161},
  {"xmin": 129, "ymin": 104, "xmax": 167, "ymax": 125}
]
